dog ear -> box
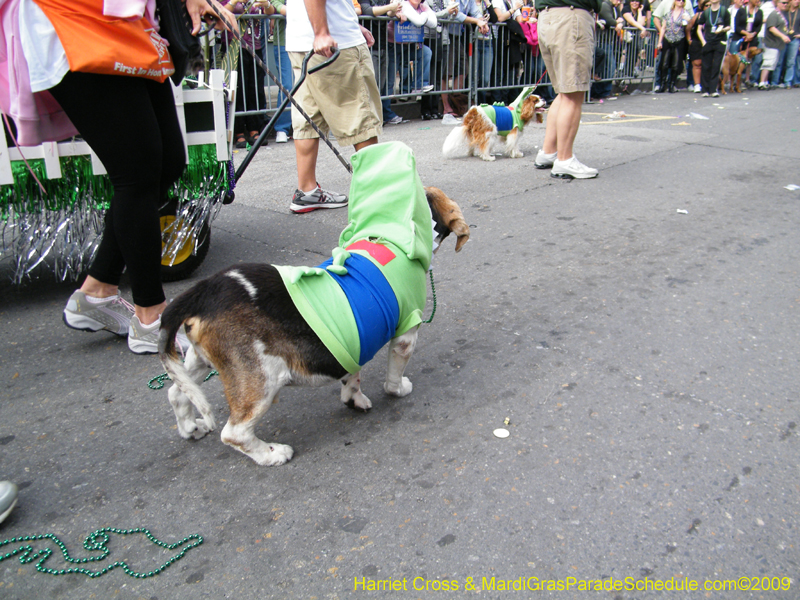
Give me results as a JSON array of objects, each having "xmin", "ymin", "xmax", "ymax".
[{"xmin": 425, "ymin": 186, "xmax": 470, "ymax": 252}]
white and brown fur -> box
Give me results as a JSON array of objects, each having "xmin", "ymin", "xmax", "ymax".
[
  {"xmin": 720, "ymin": 46, "xmax": 763, "ymax": 94},
  {"xmin": 441, "ymin": 94, "xmax": 545, "ymax": 162},
  {"xmin": 158, "ymin": 188, "xmax": 469, "ymax": 466}
]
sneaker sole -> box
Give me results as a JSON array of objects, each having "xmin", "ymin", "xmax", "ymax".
[
  {"xmin": 128, "ymin": 339, "xmax": 158, "ymax": 355},
  {"xmin": 534, "ymin": 162, "xmax": 554, "ymax": 170},
  {"xmin": 290, "ymin": 202, "xmax": 347, "ymax": 213},
  {"xmin": 550, "ymin": 171, "xmax": 598, "ymax": 180},
  {"xmin": 62, "ymin": 311, "xmax": 128, "ymax": 337}
]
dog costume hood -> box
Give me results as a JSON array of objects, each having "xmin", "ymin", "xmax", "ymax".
[
  {"xmin": 275, "ymin": 142, "xmax": 432, "ymax": 373},
  {"xmin": 477, "ymin": 86, "xmax": 536, "ymax": 135}
]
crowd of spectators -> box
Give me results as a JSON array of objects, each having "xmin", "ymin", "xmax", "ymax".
[{"xmin": 229, "ymin": 0, "xmax": 799, "ymax": 133}]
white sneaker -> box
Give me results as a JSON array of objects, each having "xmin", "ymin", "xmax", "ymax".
[
  {"xmin": 441, "ymin": 113, "xmax": 461, "ymax": 125},
  {"xmin": 128, "ymin": 315, "xmax": 190, "ymax": 355},
  {"xmin": 693, "ymin": 84, "xmax": 702, "ymax": 93},
  {"xmin": 63, "ymin": 290, "xmax": 134, "ymax": 336},
  {"xmin": 275, "ymin": 131, "xmax": 289, "ymax": 143},
  {"xmin": 534, "ymin": 149, "xmax": 557, "ymax": 169},
  {"xmin": 550, "ymin": 156, "xmax": 598, "ymax": 180}
]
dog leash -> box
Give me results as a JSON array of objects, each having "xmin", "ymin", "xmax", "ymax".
[
  {"xmin": 422, "ymin": 270, "xmax": 437, "ymax": 324},
  {"xmin": 202, "ymin": 0, "xmax": 353, "ymax": 178}
]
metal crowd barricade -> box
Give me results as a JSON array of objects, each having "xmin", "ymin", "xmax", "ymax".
[
  {"xmin": 590, "ymin": 25, "xmax": 659, "ymax": 98},
  {"xmin": 224, "ymin": 15, "xmax": 657, "ymax": 127}
]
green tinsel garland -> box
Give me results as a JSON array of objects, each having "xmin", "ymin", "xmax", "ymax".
[
  {"xmin": 0, "ymin": 155, "xmax": 112, "ymax": 221},
  {"xmin": 0, "ymin": 143, "xmax": 230, "ymax": 282}
]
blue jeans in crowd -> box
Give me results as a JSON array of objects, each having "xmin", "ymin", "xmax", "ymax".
[
  {"xmin": 387, "ymin": 42, "xmax": 431, "ymax": 96},
  {"xmin": 272, "ymin": 44, "xmax": 293, "ymax": 135},
  {"xmin": 474, "ymin": 38, "xmax": 494, "ymax": 104},
  {"xmin": 371, "ymin": 47, "xmax": 398, "ymax": 123},
  {"xmin": 783, "ymin": 38, "xmax": 799, "ymax": 86},
  {"xmin": 749, "ymin": 40, "xmax": 763, "ymax": 85}
]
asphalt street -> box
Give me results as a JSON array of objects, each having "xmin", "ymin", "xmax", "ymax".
[{"xmin": 1, "ymin": 88, "xmax": 799, "ymax": 600}]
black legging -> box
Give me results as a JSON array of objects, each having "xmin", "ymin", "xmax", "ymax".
[{"xmin": 49, "ymin": 72, "xmax": 185, "ymax": 307}]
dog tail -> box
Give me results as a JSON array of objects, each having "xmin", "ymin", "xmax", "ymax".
[
  {"xmin": 158, "ymin": 294, "xmax": 217, "ymax": 433},
  {"xmin": 442, "ymin": 123, "xmax": 469, "ymax": 158},
  {"xmin": 158, "ymin": 296, "xmax": 189, "ymax": 362}
]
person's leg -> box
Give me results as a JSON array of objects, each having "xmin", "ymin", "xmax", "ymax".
[
  {"xmin": 750, "ymin": 42, "xmax": 763, "ymax": 85},
  {"xmin": 710, "ymin": 43, "xmax": 725, "ymax": 93},
  {"xmin": 51, "ymin": 73, "xmax": 183, "ymax": 323},
  {"xmin": 250, "ymin": 50, "xmax": 267, "ymax": 139},
  {"xmin": 700, "ymin": 45, "xmax": 713, "ymax": 92},
  {"xmin": 795, "ymin": 43, "xmax": 800, "ymax": 85},
  {"xmin": 273, "ymin": 43, "xmax": 294, "ymax": 135},
  {"xmin": 783, "ymin": 39, "xmax": 799, "ymax": 86},
  {"xmin": 236, "ymin": 51, "xmax": 260, "ymax": 141},
  {"xmin": 422, "ymin": 43, "xmax": 432, "ymax": 88},
  {"xmin": 654, "ymin": 49, "xmax": 664, "ymax": 91},
  {"xmin": 295, "ymin": 138, "xmax": 320, "ymax": 192},
  {"xmin": 479, "ymin": 39, "xmax": 494, "ymax": 104},
  {"xmin": 769, "ymin": 45, "xmax": 785, "ymax": 86},
  {"xmin": 384, "ymin": 42, "xmax": 402, "ymax": 121},
  {"xmin": 542, "ymin": 90, "xmax": 584, "ymax": 160},
  {"xmin": 692, "ymin": 58, "xmax": 702, "ymax": 89}
]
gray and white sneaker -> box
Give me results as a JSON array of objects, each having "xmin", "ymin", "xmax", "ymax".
[
  {"xmin": 63, "ymin": 290, "xmax": 134, "ymax": 336},
  {"xmin": 0, "ymin": 481, "xmax": 18, "ymax": 524},
  {"xmin": 551, "ymin": 156, "xmax": 598, "ymax": 180},
  {"xmin": 128, "ymin": 315, "xmax": 190, "ymax": 355},
  {"xmin": 534, "ymin": 149, "xmax": 557, "ymax": 169},
  {"xmin": 290, "ymin": 185, "xmax": 348, "ymax": 214}
]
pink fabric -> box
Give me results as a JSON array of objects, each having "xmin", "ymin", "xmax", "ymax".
[
  {"xmin": 0, "ymin": 0, "xmax": 78, "ymax": 146},
  {"xmin": 103, "ymin": 0, "xmax": 158, "ymax": 26},
  {"xmin": 521, "ymin": 20, "xmax": 538, "ymax": 55}
]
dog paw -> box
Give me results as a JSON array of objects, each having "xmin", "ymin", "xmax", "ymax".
[
  {"xmin": 385, "ymin": 377, "xmax": 413, "ymax": 397},
  {"xmin": 254, "ymin": 443, "xmax": 294, "ymax": 466},
  {"xmin": 191, "ymin": 419, "xmax": 212, "ymax": 439},
  {"xmin": 345, "ymin": 392, "xmax": 372, "ymax": 412},
  {"xmin": 511, "ymin": 151, "xmax": 523, "ymax": 159},
  {"xmin": 480, "ymin": 155, "xmax": 496, "ymax": 162}
]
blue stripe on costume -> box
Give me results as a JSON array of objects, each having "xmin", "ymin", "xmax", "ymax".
[
  {"xmin": 317, "ymin": 254, "xmax": 400, "ymax": 366},
  {"xmin": 494, "ymin": 105, "xmax": 514, "ymax": 134}
]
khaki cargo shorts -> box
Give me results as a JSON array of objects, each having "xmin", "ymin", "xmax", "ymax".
[
  {"xmin": 289, "ymin": 45, "xmax": 383, "ymax": 146},
  {"xmin": 537, "ymin": 6, "xmax": 595, "ymax": 94}
]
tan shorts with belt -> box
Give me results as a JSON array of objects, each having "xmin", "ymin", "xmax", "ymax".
[
  {"xmin": 289, "ymin": 45, "xmax": 383, "ymax": 146},
  {"xmin": 537, "ymin": 6, "xmax": 596, "ymax": 94}
]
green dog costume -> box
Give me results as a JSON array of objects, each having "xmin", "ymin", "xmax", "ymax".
[
  {"xmin": 275, "ymin": 142, "xmax": 433, "ymax": 374},
  {"xmin": 477, "ymin": 86, "xmax": 537, "ymax": 135}
]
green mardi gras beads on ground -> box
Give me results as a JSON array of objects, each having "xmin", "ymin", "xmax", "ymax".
[{"xmin": 0, "ymin": 527, "xmax": 203, "ymax": 578}]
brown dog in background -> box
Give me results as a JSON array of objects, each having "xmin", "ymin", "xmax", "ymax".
[{"xmin": 720, "ymin": 47, "xmax": 763, "ymax": 94}]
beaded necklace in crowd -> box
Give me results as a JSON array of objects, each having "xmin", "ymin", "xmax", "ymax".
[
  {"xmin": 707, "ymin": 3, "xmax": 723, "ymax": 28},
  {"xmin": 774, "ymin": 6, "xmax": 789, "ymax": 31},
  {"xmin": 786, "ymin": 6, "xmax": 797, "ymax": 35}
]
